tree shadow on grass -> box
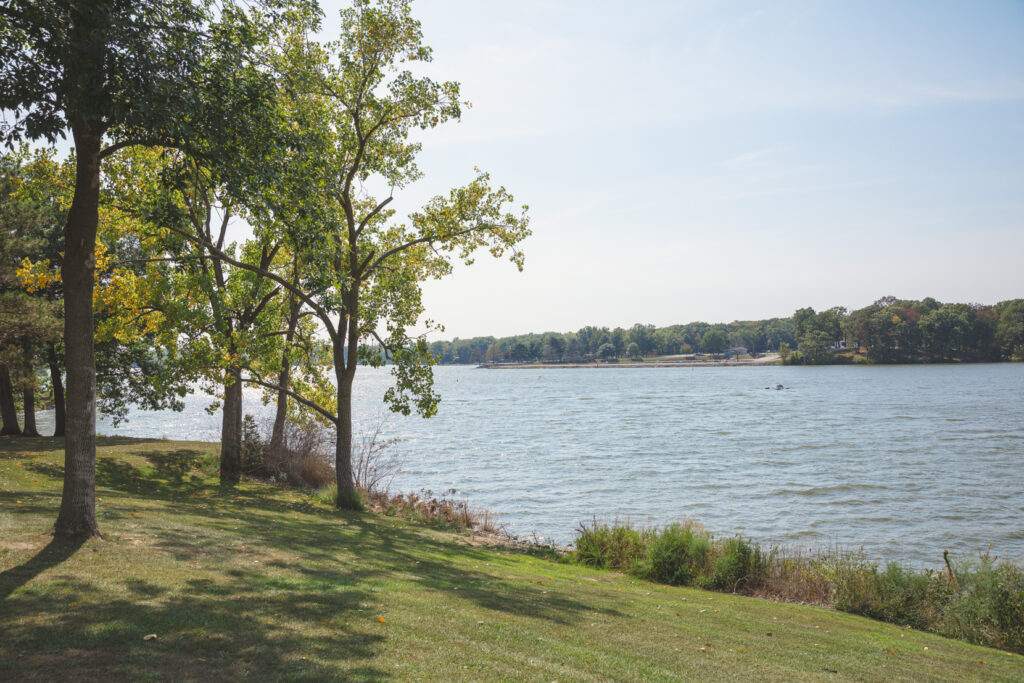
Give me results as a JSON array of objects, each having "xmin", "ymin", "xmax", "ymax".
[
  {"xmin": 16, "ymin": 447, "xmax": 618, "ymax": 642},
  {"xmin": 23, "ymin": 452, "xmax": 212, "ymax": 501},
  {"xmin": 135, "ymin": 449, "xmax": 209, "ymax": 487},
  {"xmin": 0, "ymin": 435, "xmax": 64, "ymax": 456},
  {"xmin": 333, "ymin": 517, "xmax": 623, "ymax": 625},
  {"xmin": 148, "ymin": 506, "xmax": 621, "ymax": 628},
  {"xmin": 1, "ymin": 571, "xmax": 387, "ymax": 680},
  {"xmin": 0, "ymin": 435, "xmax": 175, "ymax": 457},
  {"xmin": 0, "ymin": 536, "xmax": 86, "ymax": 601}
]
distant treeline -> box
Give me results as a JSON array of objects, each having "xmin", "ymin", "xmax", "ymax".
[{"xmin": 429, "ymin": 296, "xmax": 1024, "ymax": 365}]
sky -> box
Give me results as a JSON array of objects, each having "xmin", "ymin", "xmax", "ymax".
[
  {"xmin": 35, "ymin": 1, "xmax": 1023, "ymax": 340},
  {"xmin": 310, "ymin": 0, "xmax": 1024, "ymax": 339}
]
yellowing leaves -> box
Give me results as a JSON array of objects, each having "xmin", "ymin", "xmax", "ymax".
[{"xmin": 16, "ymin": 257, "xmax": 59, "ymax": 292}]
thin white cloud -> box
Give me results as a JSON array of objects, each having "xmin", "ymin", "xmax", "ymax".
[
  {"xmin": 713, "ymin": 177, "xmax": 899, "ymax": 202},
  {"xmin": 719, "ymin": 146, "xmax": 785, "ymax": 169}
]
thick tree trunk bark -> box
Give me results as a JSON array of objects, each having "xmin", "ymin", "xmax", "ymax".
[
  {"xmin": 220, "ymin": 367, "xmax": 243, "ymax": 486},
  {"xmin": 21, "ymin": 351, "xmax": 40, "ymax": 437},
  {"xmin": 54, "ymin": 124, "xmax": 102, "ymax": 539},
  {"xmin": 269, "ymin": 295, "xmax": 300, "ymax": 454},
  {"xmin": 48, "ymin": 344, "xmax": 66, "ymax": 437},
  {"xmin": 334, "ymin": 345, "xmax": 358, "ymax": 508},
  {"xmin": 0, "ymin": 364, "xmax": 21, "ymax": 435}
]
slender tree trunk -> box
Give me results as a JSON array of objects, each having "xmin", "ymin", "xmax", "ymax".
[
  {"xmin": 54, "ymin": 123, "xmax": 102, "ymax": 539},
  {"xmin": 21, "ymin": 385, "xmax": 40, "ymax": 437},
  {"xmin": 0, "ymin": 364, "xmax": 21, "ymax": 436},
  {"xmin": 269, "ymin": 294, "xmax": 300, "ymax": 454},
  {"xmin": 21, "ymin": 350, "xmax": 40, "ymax": 437},
  {"xmin": 48, "ymin": 344, "xmax": 66, "ymax": 437},
  {"xmin": 269, "ymin": 364, "xmax": 290, "ymax": 454},
  {"xmin": 220, "ymin": 367, "xmax": 243, "ymax": 486},
  {"xmin": 334, "ymin": 343, "xmax": 358, "ymax": 508}
]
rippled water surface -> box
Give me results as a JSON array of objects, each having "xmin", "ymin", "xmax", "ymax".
[{"xmin": 41, "ymin": 363, "xmax": 1024, "ymax": 566}]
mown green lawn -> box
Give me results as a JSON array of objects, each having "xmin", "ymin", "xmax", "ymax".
[{"xmin": 2, "ymin": 436, "xmax": 1022, "ymax": 681}]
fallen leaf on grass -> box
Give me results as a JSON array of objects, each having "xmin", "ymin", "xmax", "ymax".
[{"xmin": 376, "ymin": 617, "xmax": 386, "ymax": 623}]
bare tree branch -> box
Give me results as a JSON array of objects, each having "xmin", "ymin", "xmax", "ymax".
[
  {"xmin": 355, "ymin": 195, "xmax": 393, "ymax": 237},
  {"xmin": 98, "ymin": 138, "xmax": 154, "ymax": 160},
  {"xmin": 241, "ymin": 374, "xmax": 338, "ymax": 426},
  {"xmin": 159, "ymin": 222, "xmax": 339, "ymax": 341},
  {"xmin": 363, "ymin": 223, "xmax": 510, "ymax": 278},
  {"xmin": 369, "ymin": 329, "xmax": 396, "ymax": 355}
]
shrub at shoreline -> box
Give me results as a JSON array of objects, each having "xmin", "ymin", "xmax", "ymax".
[{"xmin": 572, "ymin": 519, "xmax": 1024, "ymax": 655}]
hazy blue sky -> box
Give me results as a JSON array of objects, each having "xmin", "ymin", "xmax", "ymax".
[{"xmin": 313, "ymin": 0, "xmax": 1024, "ymax": 339}]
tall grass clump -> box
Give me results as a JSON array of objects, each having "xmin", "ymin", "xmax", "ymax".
[
  {"xmin": 573, "ymin": 519, "xmax": 647, "ymax": 571},
  {"xmin": 832, "ymin": 562, "xmax": 942, "ymax": 630},
  {"xmin": 635, "ymin": 522, "xmax": 711, "ymax": 586},
  {"xmin": 943, "ymin": 554, "xmax": 1024, "ymax": 652},
  {"xmin": 369, "ymin": 489, "xmax": 502, "ymax": 534},
  {"xmin": 571, "ymin": 519, "xmax": 1024, "ymax": 655},
  {"xmin": 702, "ymin": 536, "xmax": 768, "ymax": 592},
  {"xmin": 313, "ymin": 483, "xmax": 366, "ymax": 512},
  {"xmin": 574, "ymin": 520, "xmax": 767, "ymax": 591}
]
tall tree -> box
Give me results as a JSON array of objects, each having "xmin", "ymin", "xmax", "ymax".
[
  {"xmin": 701, "ymin": 328, "xmax": 729, "ymax": 355},
  {"xmin": 0, "ymin": 0, "xmax": 307, "ymax": 536},
  {"xmin": 0, "ymin": 148, "xmax": 64, "ymax": 436},
  {"xmin": 89, "ymin": 146, "xmax": 324, "ymax": 485},
  {"xmin": 996, "ymin": 299, "xmax": 1024, "ymax": 361},
  {"xmin": 146, "ymin": 159, "xmax": 284, "ymax": 485},
  {"xmin": 268, "ymin": 259, "xmax": 304, "ymax": 455},
  {"xmin": 0, "ymin": 364, "xmax": 18, "ymax": 435},
  {"xmin": 174, "ymin": 0, "xmax": 530, "ymax": 508}
]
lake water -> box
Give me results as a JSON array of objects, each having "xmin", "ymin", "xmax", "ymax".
[{"xmin": 30, "ymin": 363, "xmax": 1024, "ymax": 567}]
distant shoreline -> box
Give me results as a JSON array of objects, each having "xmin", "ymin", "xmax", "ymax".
[{"xmin": 476, "ymin": 355, "xmax": 782, "ymax": 369}]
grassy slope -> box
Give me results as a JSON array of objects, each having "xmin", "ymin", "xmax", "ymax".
[{"xmin": 2, "ymin": 437, "xmax": 1022, "ymax": 682}]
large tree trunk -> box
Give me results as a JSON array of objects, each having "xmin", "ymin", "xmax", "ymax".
[
  {"xmin": 269, "ymin": 294, "xmax": 300, "ymax": 454},
  {"xmin": 54, "ymin": 123, "xmax": 102, "ymax": 539},
  {"xmin": 334, "ymin": 344, "xmax": 358, "ymax": 509},
  {"xmin": 220, "ymin": 367, "xmax": 243, "ymax": 486},
  {"xmin": 48, "ymin": 344, "xmax": 66, "ymax": 437},
  {"xmin": 0, "ymin": 364, "xmax": 21, "ymax": 436},
  {"xmin": 21, "ymin": 350, "xmax": 40, "ymax": 437}
]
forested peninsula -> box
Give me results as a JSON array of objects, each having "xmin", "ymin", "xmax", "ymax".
[{"xmin": 429, "ymin": 296, "xmax": 1024, "ymax": 366}]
